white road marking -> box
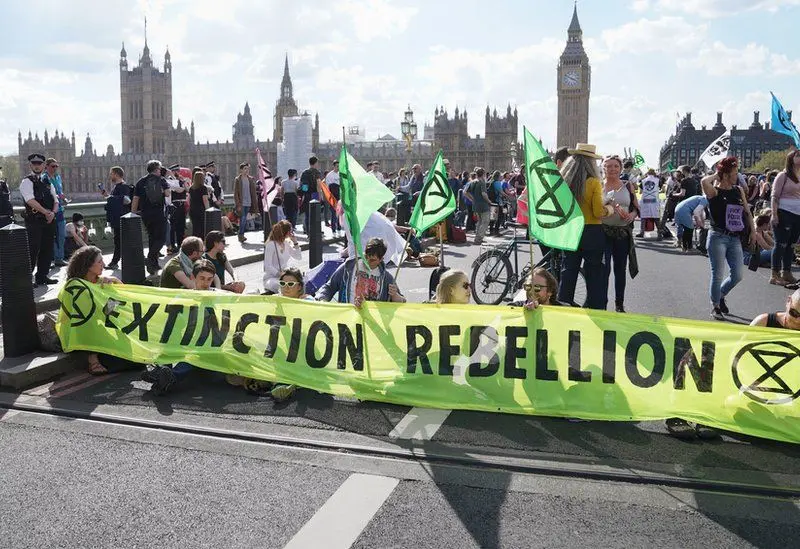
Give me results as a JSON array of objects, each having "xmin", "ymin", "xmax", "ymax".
[
  {"xmin": 283, "ymin": 473, "xmax": 399, "ymax": 549},
  {"xmin": 389, "ymin": 407, "xmax": 451, "ymax": 440}
]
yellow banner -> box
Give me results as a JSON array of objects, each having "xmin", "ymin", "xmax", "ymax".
[{"xmin": 57, "ymin": 280, "xmax": 800, "ymax": 443}]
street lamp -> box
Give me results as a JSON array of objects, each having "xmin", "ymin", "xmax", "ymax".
[
  {"xmin": 509, "ymin": 141, "xmax": 518, "ymax": 171},
  {"xmin": 401, "ymin": 104, "xmax": 417, "ymax": 168}
]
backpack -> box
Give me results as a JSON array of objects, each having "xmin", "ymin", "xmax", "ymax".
[{"xmin": 144, "ymin": 175, "xmax": 164, "ymax": 206}]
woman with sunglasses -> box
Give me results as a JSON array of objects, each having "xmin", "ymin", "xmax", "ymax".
[
  {"xmin": 751, "ymin": 288, "xmax": 800, "ymax": 329},
  {"xmin": 263, "ymin": 220, "xmax": 301, "ymax": 294},
  {"xmin": 278, "ymin": 267, "xmax": 314, "ymax": 300},
  {"xmin": 433, "ymin": 270, "xmax": 471, "ymax": 304}
]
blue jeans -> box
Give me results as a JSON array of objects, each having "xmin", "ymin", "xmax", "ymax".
[
  {"xmin": 53, "ymin": 210, "xmax": 66, "ymax": 261},
  {"xmin": 743, "ymin": 248, "xmax": 772, "ymax": 266},
  {"xmin": 707, "ymin": 231, "xmax": 743, "ymax": 305},
  {"xmin": 239, "ymin": 205, "xmax": 250, "ymax": 235},
  {"xmin": 171, "ymin": 361, "xmax": 194, "ymax": 381},
  {"xmin": 771, "ymin": 208, "xmax": 800, "ymax": 271}
]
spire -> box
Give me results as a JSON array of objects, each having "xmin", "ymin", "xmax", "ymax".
[
  {"xmin": 141, "ymin": 17, "xmax": 152, "ymax": 65},
  {"xmin": 568, "ymin": 2, "xmax": 582, "ymax": 40},
  {"xmin": 280, "ymin": 53, "xmax": 293, "ymax": 100},
  {"xmin": 120, "ymin": 42, "xmax": 127, "ymax": 57},
  {"xmin": 244, "ymin": 101, "xmax": 250, "ymax": 115}
]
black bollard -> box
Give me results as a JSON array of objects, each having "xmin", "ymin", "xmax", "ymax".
[
  {"xmin": 0, "ymin": 224, "xmax": 39, "ymax": 356},
  {"xmin": 308, "ymin": 200, "xmax": 322, "ymax": 269},
  {"xmin": 263, "ymin": 205, "xmax": 279, "ymax": 241},
  {"xmin": 204, "ymin": 207, "xmax": 222, "ymax": 237},
  {"xmin": 120, "ymin": 213, "xmax": 146, "ymax": 284}
]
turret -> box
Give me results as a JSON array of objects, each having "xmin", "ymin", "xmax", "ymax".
[
  {"xmin": 120, "ymin": 42, "xmax": 128, "ymax": 70},
  {"xmin": 165, "ymin": 47, "xmax": 171, "ymax": 73}
]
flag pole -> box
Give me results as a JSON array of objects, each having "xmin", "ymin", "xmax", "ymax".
[
  {"xmin": 394, "ymin": 229, "xmax": 414, "ymax": 281},
  {"xmin": 439, "ymin": 227, "xmax": 445, "ymax": 268}
]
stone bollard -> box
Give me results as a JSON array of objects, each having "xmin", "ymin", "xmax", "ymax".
[
  {"xmin": 308, "ymin": 200, "xmax": 322, "ymax": 269},
  {"xmin": 0, "ymin": 224, "xmax": 39, "ymax": 357},
  {"xmin": 204, "ymin": 207, "xmax": 222, "ymax": 237},
  {"xmin": 120, "ymin": 212, "xmax": 146, "ymax": 284}
]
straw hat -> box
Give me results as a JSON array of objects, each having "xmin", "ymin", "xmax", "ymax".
[{"xmin": 567, "ymin": 143, "xmax": 602, "ymax": 159}]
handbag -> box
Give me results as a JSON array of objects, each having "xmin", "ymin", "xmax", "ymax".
[{"xmin": 747, "ymin": 244, "xmax": 761, "ymax": 272}]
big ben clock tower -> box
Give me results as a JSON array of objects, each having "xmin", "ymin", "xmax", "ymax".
[{"xmin": 556, "ymin": 4, "xmax": 591, "ymax": 149}]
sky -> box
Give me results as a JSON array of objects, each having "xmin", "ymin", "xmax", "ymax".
[{"xmin": 2, "ymin": 0, "xmax": 800, "ymax": 166}]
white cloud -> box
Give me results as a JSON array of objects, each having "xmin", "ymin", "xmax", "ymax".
[{"xmin": 647, "ymin": 0, "xmax": 800, "ymax": 17}]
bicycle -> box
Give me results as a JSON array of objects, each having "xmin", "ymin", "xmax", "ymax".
[{"xmin": 470, "ymin": 224, "xmax": 587, "ymax": 305}]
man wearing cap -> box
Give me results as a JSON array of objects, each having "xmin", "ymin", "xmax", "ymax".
[
  {"xmin": 166, "ymin": 163, "xmax": 187, "ymax": 253},
  {"xmin": 205, "ymin": 161, "xmax": 223, "ymax": 207},
  {"xmin": 42, "ymin": 158, "xmax": 68, "ymax": 267},
  {"xmin": 131, "ymin": 159, "xmax": 170, "ymax": 275},
  {"xmin": 19, "ymin": 153, "xmax": 59, "ymax": 286}
]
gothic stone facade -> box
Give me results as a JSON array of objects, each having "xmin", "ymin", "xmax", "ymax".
[
  {"xmin": 659, "ymin": 111, "xmax": 795, "ymax": 171},
  {"xmin": 556, "ymin": 5, "xmax": 591, "ymax": 149}
]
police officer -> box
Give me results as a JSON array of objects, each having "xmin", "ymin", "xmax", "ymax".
[
  {"xmin": 19, "ymin": 153, "xmax": 59, "ymax": 286},
  {"xmin": 167, "ymin": 163, "xmax": 187, "ymax": 253},
  {"xmin": 0, "ymin": 167, "xmax": 13, "ymax": 228},
  {"xmin": 205, "ymin": 160, "xmax": 223, "ymax": 207}
]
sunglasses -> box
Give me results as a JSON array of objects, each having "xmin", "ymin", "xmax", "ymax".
[
  {"xmin": 523, "ymin": 283, "xmax": 545, "ymax": 292},
  {"xmin": 279, "ymin": 280, "xmax": 300, "ymax": 288},
  {"xmin": 789, "ymin": 308, "xmax": 800, "ymax": 319}
]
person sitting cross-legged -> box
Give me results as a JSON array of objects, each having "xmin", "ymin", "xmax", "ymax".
[
  {"xmin": 143, "ymin": 259, "xmax": 218, "ymax": 395},
  {"xmin": 161, "ymin": 236, "xmax": 220, "ymax": 290},
  {"xmin": 316, "ymin": 237, "xmax": 406, "ymax": 307},
  {"xmin": 203, "ymin": 230, "xmax": 245, "ymax": 293},
  {"xmin": 66, "ymin": 246, "xmax": 143, "ymax": 376}
]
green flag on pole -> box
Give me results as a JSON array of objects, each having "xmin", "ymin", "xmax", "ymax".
[
  {"xmin": 338, "ymin": 145, "xmax": 395, "ymax": 260},
  {"xmin": 523, "ymin": 127, "xmax": 584, "ymax": 251},
  {"xmin": 408, "ymin": 150, "xmax": 456, "ymax": 235},
  {"xmin": 667, "ymin": 161, "xmax": 676, "ymax": 171},
  {"xmin": 633, "ymin": 149, "xmax": 646, "ymax": 170}
]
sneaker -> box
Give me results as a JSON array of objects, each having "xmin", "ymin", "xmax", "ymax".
[
  {"xmin": 238, "ymin": 234, "xmax": 247, "ymax": 243},
  {"xmin": 711, "ymin": 306, "xmax": 725, "ymax": 321},
  {"xmin": 53, "ymin": 259, "xmax": 68, "ymax": 267},
  {"xmin": 718, "ymin": 297, "xmax": 729, "ymax": 315},
  {"xmin": 665, "ymin": 418, "xmax": 696, "ymax": 440},
  {"xmin": 151, "ymin": 366, "xmax": 177, "ymax": 396},
  {"xmin": 140, "ymin": 365, "xmax": 159, "ymax": 383},
  {"xmin": 270, "ymin": 384, "xmax": 296, "ymax": 402},
  {"xmin": 615, "ymin": 302, "xmax": 626, "ymax": 313},
  {"xmin": 37, "ymin": 277, "xmax": 59, "ymax": 285}
]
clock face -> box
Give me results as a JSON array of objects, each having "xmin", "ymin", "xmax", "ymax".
[{"xmin": 562, "ymin": 70, "xmax": 580, "ymax": 88}]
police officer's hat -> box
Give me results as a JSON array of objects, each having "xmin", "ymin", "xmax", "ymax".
[
  {"xmin": 168, "ymin": 164, "xmax": 180, "ymax": 171},
  {"xmin": 27, "ymin": 153, "xmax": 46, "ymax": 163},
  {"xmin": 205, "ymin": 160, "xmax": 216, "ymax": 168}
]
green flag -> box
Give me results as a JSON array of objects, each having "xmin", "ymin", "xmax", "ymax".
[
  {"xmin": 524, "ymin": 127, "xmax": 584, "ymax": 251},
  {"xmin": 633, "ymin": 149, "xmax": 646, "ymax": 169},
  {"xmin": 408, "ymin": 150, "xmax": 456, "ymax": 235},
  {"xmin": 667, "ymin": 161, "xmax": 676, "ymax": 171},
  {"xmin": 338, "ymin": 145, "xmax": 395, "ymax": 260}
]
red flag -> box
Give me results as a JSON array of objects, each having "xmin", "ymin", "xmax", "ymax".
[
  {"xmin": 317, "ymin": 178, "xmax": 337, "ymax": 210},
  {"xmin": 256, "ymin": 147, "xmax": 279, "ymax": 211}
]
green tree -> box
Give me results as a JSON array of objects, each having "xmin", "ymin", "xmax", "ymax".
[
  {"xmin": 0, "ymin": 155, "xmax": 21, "ymax": 189},
  {"xmin": 751, "ymin": 149, "xmax": 791, "ymax": 173}
]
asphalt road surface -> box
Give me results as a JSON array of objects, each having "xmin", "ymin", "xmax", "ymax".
[{"xmin": 1, "ymin": 228, "xmax": 799, "ymax": 548}]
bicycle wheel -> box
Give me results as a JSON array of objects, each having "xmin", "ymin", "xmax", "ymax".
[
  {"xmin": 574, "ymin": 268, "xmax": 588, "ymax": 307},
  {"xmin": 471, "ymin": 250, "xmax": 513, "ymax": 305}
]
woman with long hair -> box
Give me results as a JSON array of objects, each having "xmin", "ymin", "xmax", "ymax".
[
  {"xmin": 702, "ymin": 157, "xmax": 756, "ymax": 320},
  {"xmin": 262, "ymin": 219, "xmax": 302, "ymax": 293},
  {"xmin": 601, "ymin": 155, "xmax": 639, "ymax": 312},
  {"xmin": 770, "ymin": 150, "xmax": 800, "ymax": 286},
  {"xmin": 556, "ymin": 144, "xmax": 614, "ymax": 309},
  {"xmin": 189, "ymin": 168, "xmax": 210, "ymax": 238},
  {"xmin": 434, "ymin": 269, "xmax": 471, "ymax": 304},
  {"xmin": 66, "ymin": 246, "xmax": 141, "ymax": 375}
]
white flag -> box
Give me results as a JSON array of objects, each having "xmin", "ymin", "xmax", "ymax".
[
  {"xmin": 256, "ymin": 147, "xmax": 279, "ymax": 212},
  {"xmin": 699, "ymin": 130, "xmax": 731, "ymax": 168}
]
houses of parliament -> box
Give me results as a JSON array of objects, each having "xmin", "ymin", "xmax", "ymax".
[{"xmin": 18, "ymin": 8, "xmax": 591, "ymax": 197}]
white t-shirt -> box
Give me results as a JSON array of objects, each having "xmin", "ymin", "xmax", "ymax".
[
  {"xmin": 325, "ymin": 170, "xmax": 340, "ymax": 188},
  {"xmin": 19, "ymin": 176, "xmax": 59, "ymax": 206}
]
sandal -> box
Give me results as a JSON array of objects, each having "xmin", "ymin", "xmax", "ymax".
[{"xmin": 88, "ymin": 356, "xmax": 108, "ymax": 376}]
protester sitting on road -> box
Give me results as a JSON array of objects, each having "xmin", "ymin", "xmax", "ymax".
[
  {"xmin": 263, "ymin": 220, "xmax": 301, "ymax": 293},
  {"xmin": 384, "ymin": 207, "xmax": 422, "ymax": 258},
  {"xmin": 66, "ymin": 246, "xmax": 142, "ymax": 376},
  {"xmin": 556, "ymin": 144, "xmax": 612, "ymax": 309},
  {"xmin": 143, "ymin": 259, "xmax": 220, "ymax": 395},
  {"xmin": 203, "ymin": 230, "xmax": 245, "ymax": 294},
  {"xmin": 161, "ymin": 236, "xmax": 219, "ymax": 290},
  {"xmin": 434, "ymin": 269, "xmax": 471, "ymax": 304},
  {"xmin": 743, "ymin": 214, "xmax": 773, "ymax": 268},
  {"xmin": 702, "ymin": 157, "xmax": 756, "ymax": 320},
  {"xmin": 751, "ymin": 288, "xmax": 800, "ymax": 329},
  {"xmin": 64, "ymin": 212, "xmax": 89, "ymax": 259},
  {"xmin": 316, "ymin": 237, "xmax": 406, "ymax": 307}
]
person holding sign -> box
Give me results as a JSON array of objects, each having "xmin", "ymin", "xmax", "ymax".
[
  {"xmin": 556, "ymin": 144, "xmax": 614, "ymax": 309},
  {"xmin": 769, "ymin": 150, "xmax": 800, "ymax": 286},
  {"xmin": 701, "ymin": 157, "xmax": 756, "ymax": 321},
  {"xmin": 433, "ymin": 270, "xmax": 471, "ymax": 305}
]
